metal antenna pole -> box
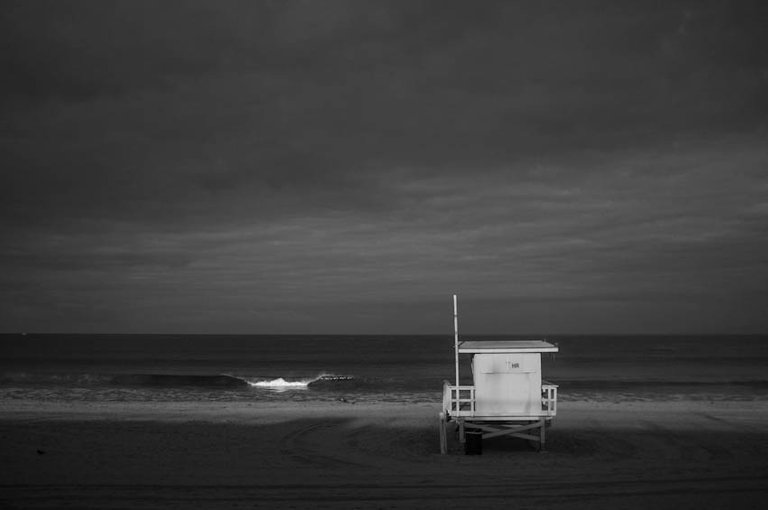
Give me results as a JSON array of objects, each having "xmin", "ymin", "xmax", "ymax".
[{"xmin": 453, "ymin": 294, "xmax": 459, "ymax": 391}]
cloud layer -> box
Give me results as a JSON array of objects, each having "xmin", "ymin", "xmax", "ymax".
[{"xmin": 2, "ymin": 1, "xmax": 767, "ymax": 333}]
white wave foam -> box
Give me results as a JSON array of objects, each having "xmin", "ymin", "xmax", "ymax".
[
  {"xmin": 242, "ymin": 374, "xmax": 353, "ymax": 391},
  {"xmin": 247, "ymin": 377, "xmax": 313, "ymax": 389}
]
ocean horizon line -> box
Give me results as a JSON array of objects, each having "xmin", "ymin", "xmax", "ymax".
[{"xmin": 2, "ymin": 332, "xmax": 766, "ymax": 337}]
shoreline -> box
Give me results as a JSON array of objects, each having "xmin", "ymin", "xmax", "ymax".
[{"xmin": 1, "ymin": 397, "xmax": 765, "ymax": 421}]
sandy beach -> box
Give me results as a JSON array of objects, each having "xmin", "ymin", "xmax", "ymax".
[{"xmin": 1, "ymin": 399, "xmax": 766, "ymax": 509}]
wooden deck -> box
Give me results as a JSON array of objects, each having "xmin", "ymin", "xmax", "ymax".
[{"xmin": 440, "ymin": 380, "xmax": 559, "ymax": 454}]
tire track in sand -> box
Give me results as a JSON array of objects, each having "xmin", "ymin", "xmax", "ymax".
[{"xmin": 277, "ymin": 421, "xmax": 369, "ymax": 470}]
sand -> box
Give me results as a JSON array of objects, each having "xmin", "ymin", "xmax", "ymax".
[{"xmin": 1, "ymin": 399, "xmax": 767, "ymax": 509}]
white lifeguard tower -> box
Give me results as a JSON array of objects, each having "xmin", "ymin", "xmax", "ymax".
[{"xmin": 440, "ymin": 295, "xmax": 559, "ymax": 454}]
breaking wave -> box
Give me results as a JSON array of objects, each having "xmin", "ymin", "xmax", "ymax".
[
  {"xmin": 104, "ymin": 373, "xmax": 358, "ymax": 391},
  {"xmin": 248, "ymin": 377, "xmax": 312, "ymax": 389},
  {"xmin": 245, "ymin": 374, "xmax": 356, "ymax": 391},
  {"xmin": 1, "ymin": 372, "xmax": 359, "ymax": 391}
]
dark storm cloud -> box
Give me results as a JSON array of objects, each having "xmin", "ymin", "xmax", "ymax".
[{"xmin": 1, "ymin": 1, "xmax": 767, "ymax": 333}]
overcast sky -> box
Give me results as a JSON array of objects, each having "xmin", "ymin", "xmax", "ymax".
[{"xmin": 1, "ymin": 0, "xmax": 767, "ymax": 334}]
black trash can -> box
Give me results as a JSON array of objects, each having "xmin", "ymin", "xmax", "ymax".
[{"xmin": 464, "ymin": 431, "xmax": 483, "ymax": 455}]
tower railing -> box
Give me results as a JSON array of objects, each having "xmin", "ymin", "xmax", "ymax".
[{"xmin": 442, "ymin": 380, "xmax": 558, "ymax": 418}]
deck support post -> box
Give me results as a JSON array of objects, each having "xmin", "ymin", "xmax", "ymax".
[
  {"xmin": 539, "ymin": 418, "xmax": 546, "ymax": 451},
  {"xmin": 439, "ymin": 412, "xmax": 447, "ymax": 454},
  {"xmin": 458, "ymin": 419, "xmax": 465, "ymax": 443}
]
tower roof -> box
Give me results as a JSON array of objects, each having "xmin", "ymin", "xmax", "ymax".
[{"xmin": 458, "ymin": 340, "xmax": 558, "ymax": 354}]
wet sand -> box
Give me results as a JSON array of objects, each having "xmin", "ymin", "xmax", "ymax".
[{"xmin": 1, "ymin": 399, "xmax": 767, "ymax": 508}]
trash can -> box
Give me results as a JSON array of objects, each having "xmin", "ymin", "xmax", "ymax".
[{"xmin": 464, "ymin": 431, "xmax": 483, "ymax": 455}]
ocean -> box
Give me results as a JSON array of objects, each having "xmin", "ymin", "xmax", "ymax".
[{"xmin": 1, "ymin": 334, "xmax": 767, "ymax": 405}]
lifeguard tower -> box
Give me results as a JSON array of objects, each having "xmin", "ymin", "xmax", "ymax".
[{"xmin": 440, "ymin": 295, "xmax": 559, "ymax": 454}]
